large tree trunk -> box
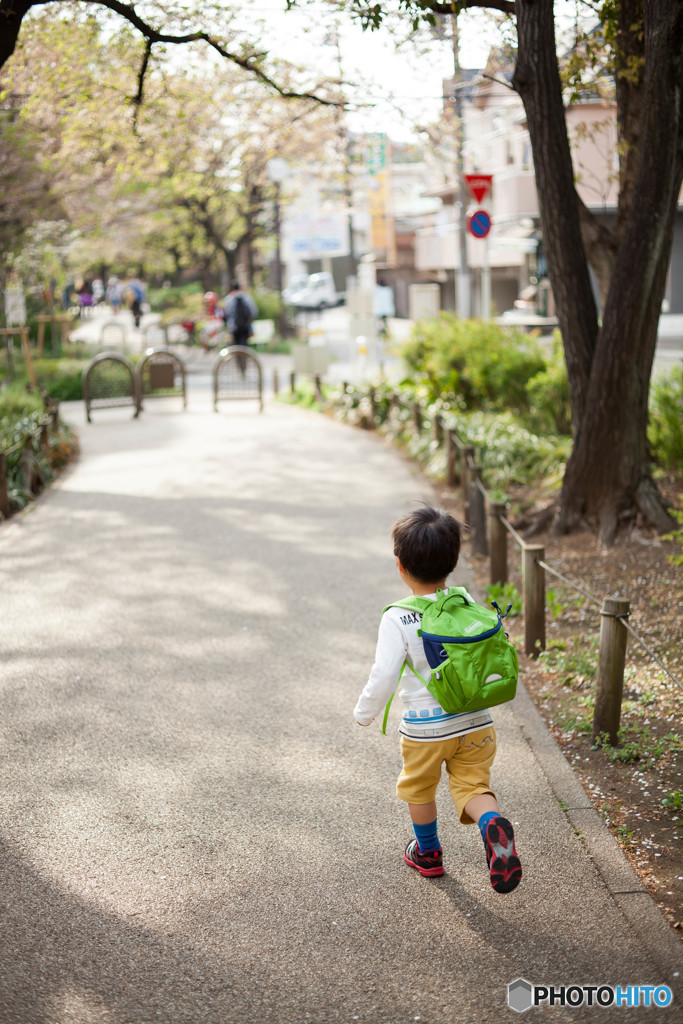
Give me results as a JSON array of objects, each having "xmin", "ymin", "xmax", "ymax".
[
  {"xmin": 0, "ymin": 1, "xmax": 32, "ymax": 70},
  {"xmin": 558, "ymin": 237, "xmax": 677, "ymax": 544},
  {"xmin": 558, "ymin": 0, "xmax": 683, "ymax": 544},
  {"xmin": 514, "ymin": 0, "xmax": 683, "ymax": 545},
  {"xmin": 512, "ymin": 0, "xmax": 599, "ymax": 435}
]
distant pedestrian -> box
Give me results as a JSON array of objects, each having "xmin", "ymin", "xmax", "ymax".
[
  {"xmin": 354, "ymin": 505, "xmax": 523, "ymax": 893},
  {"xmin": 222, "ymin": 280, "xmax": 257, "ymax": 347},
  {"xmin": 106, "ymin": 276, "xmax": 123, "ymax": 314},
  {"xmin": 62, "ymin": 281, "xmax": 76, "ymax": 311},
  {"xmin": 92, "ymin": 278, "xmax": 105, "ymax": 306},
  {"xmin": 78, "ymin": 280, "xmax": 93, "ymax": 318},
  {"xmin": 124, "ymin": 277, "xmax": 146, "ymax": 328},
  {"xmin": 204, "ymin": 291, "xmax": 219, "ymax": 317}
]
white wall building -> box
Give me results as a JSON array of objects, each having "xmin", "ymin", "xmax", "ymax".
[{"xmin": 414, "ymin": 66, "xmax": 682, "ymax": 317}]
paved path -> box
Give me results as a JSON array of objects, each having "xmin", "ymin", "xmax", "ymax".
[{"xmin": 0, "ymin": 387, "xmax": 680, "ymax": 1023}]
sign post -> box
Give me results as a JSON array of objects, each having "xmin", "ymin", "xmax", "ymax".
[
  {"xmin": 482, "ymin": 234, "xmax": 491, "ymax": 321},
  {"xmin": 467, "ymin": 209, "xmax": 493, "ymax": 321},
  {"xmin": 464, "ymin": 174, "xmax": 493, "ymax": 205},
  {"xmin": 467, "ymin": 209, "xmax": 492, "ymax": 239}
]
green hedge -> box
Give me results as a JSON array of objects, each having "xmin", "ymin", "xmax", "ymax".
[
  {"xmin": 649, "ymin": 366, "xmax": 683, "ymax": 472},
  {"xmin": 33, "ymin": 359, "xmax": 86, "ymax": 401},
  {"xmin": 401, "ymin": 315, "xmax": 547, "ymax": 415},
  {"xmin": 327, "ymin": 380, "xmax": 571, "ymax": 494},
  {"xmin": 147, "ymin": 282, "xmax": 203, "ymax": 312}
]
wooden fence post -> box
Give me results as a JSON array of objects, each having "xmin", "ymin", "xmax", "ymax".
[
  {"xmin": 290, "ymin": 371, "xmax": 296, "ymax": 394},
  {"xmin": 37, "ymin": 316, "xmax": 46, "ymax": 358},
  {"xmin": 49, "ymin": 401, "xmax": 60, "ymax": 432},
  {"xmin": 0, "ymin": 452, "xmax": 9, "ymax": 519},
  {"xmin": 273, "ymin": 368, "xmax": 279, "ymax": 396},
  {"xmin": 592, "ymin": 596, "xmax": 630, "ymax": 745},
  {"xmin": 412, "ymin": 401, "xmax": 422, "ymax": 433},
  {"xmin": 433, "ymin": 414, "xmax": 443, "ymax": 445},
  {"xmin": 39, "ymin": 422, "xmax": 50, "ymax": 455},
  {"xmin": 368, "ymin": 385, "xmax": 376, "ymax": 424},
  {"xmin": 489, "ymin": 501, "xmax": 508, "ymax": 585},
  {"xmin": 523, "ymin": 544, "xmax": 545, "ymax": 656},
  {"xmin": 2, "ymin": 332, "xmax": 15, "ymax": 380},
  {"xmin": 462, "ymin": 446, "xmax": 474, "ymax": 526},
  {"xmin": 446, "ymin": 431, "xmax": 458, "ymax": 488},
  {"xmin": 59, "ymin": 314, "xmax": 71, "ymax": 350},
  {"xmin": 314, "ymin": 375, "xmax": 324, "ymax": 401},
  {"xmin": 469, "ymin": 467, "xmax": 488, "ymax": 556},
  {"xmin": 20, "ymin": 437, "xmax": 42, "ymax": 496}
]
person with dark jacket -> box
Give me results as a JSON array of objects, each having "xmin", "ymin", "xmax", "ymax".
[{"xmin": 222, "ymin": 281, "xmax": 258, "ymax": 347}]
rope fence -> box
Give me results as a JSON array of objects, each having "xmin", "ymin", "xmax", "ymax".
[{"xmin": 302, "ymin": 374, "xmax": 682, "ymax": 746}]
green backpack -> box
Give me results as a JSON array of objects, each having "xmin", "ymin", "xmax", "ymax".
[{"xmin": 381, "ymin": 586, "xmax": 518, "ymax": 734}]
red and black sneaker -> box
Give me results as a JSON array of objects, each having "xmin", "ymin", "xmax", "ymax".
[
  {"xmin": 404, "ymin": 839, "xmax": 444, "ymax": 877},
  {"xmin": 483, "ymin": 816, "xmax": 522, "ymax": 894}
]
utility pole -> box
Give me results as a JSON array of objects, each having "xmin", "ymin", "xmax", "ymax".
[
  {"xmin": 333, "ymin": 31, "xmax": 356, "ymax": 274},
  {"xmin": 266, "ymin": 158, "xmax": 289, "ymax": 339},
  {"xmin": 452, "ymin": 15, "xmax": 471, "ymax": 318}
]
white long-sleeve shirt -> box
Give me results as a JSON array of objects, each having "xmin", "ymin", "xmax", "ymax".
[{"xmin": 354, "ymin": 592, "xmax": 493, "ymax": 742}]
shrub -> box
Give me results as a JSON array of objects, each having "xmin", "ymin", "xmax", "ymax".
[
  {"xmin": 664, "ymin": 497, "xmax": 683, "ymax": 568},
  {"xmin": 485, "ymin": 581, "xmax": 522, "ymax": 616},
  {"xmin": 400, "ymin": 314, "xmax": 546, "ymax": 413},
  {"xmin": 33, "ymin": 359, "xmax": 86, "ymax": 402},
  {"xmin": 440, "ymin": 408, "xmax": 571, "ymax": 492},
  {"xmin": 649, "ymin": 366, "xmax": 683, "ymax": 471},
  {"xmin": 0, "ymin": 386, "xmax": 43, "ymax": 425},
  {"xmin": 277, "ymin": 377, "xmax": 321, "ymax": 410},
  {"xmin": 147, "ymin": 281, "xmax": 203, "ymax": 312},
  {"xmin": 251, "ymin": 289, "xmax": 282, "ymax": 322},
  {"xmin": 327, "ymin": 382, "xmax": 571, "ymax": 493},
  {"xmin": 0, "ymin": 389, "xmax": 79, "ymax": 515}
]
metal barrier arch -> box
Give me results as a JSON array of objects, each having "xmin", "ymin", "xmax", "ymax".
[
  {"xmin": 142, "ymin": 322, "xmax": 168, "ymax": 352},
  {"xmin": 213, "ymin": 346, "xmax": 263, "ymax": 413},
  {"xmin": 83, "ymin": 352, "xmax": 140, "ymax": 423},
  {"xmin": 99, "ymin": 321, "xmax": 127, "ymax": 351},
  {"xmin": 136, "ymin": 348, "xmax": 187, "ymax": 409}
]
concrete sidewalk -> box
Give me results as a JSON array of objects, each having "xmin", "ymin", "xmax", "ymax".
[{"xmin": 0, "ymin": 386, "xmax": 680, "ymax": 1023}]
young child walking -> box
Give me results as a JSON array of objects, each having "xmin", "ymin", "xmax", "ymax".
[{"xmin": 354, "ymin": 505, "xmax": 522, "ymax": 893}]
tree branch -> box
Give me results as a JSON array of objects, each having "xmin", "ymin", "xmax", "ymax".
[
  {"xmin": 575, "ymin": 193, "xmax": 617, "ymax": 311},
  {"xmin": 91, "ymin": 0, "xmax": 341, "ymax": 107},
  {"xmin": 133, "ymin": 37, "xmax": 152, "ymax": 108},
  {"xmin": 0, "ymin": 0, "xmax": 49, "ymax": 69},
  {"xmin": 411, "ymin": 0, "xmax": 515, "ymax": 12},
  {"xmin": 481, "ymin": 72, "xmax": 515, "ymax": 91},
  {"xmin": 0, "ymin": 0, "xmax": 341, "ymax": 107}
]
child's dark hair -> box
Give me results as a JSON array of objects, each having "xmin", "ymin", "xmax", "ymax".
[{"xmin": 392, "ymin": 505, "xmax": 462, "ymax": 584}]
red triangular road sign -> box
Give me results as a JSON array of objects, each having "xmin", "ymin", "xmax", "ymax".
[{"xmin": 464, "ymin": 174, "xmax": 493, "ymax": 204}]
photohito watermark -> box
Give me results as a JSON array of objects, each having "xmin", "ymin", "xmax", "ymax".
[{"xmin": 507, "ymin": 978, "xmax": 674, "ymax": 1012}]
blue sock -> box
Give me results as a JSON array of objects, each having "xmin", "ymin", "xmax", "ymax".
[
  {"xmin": 412, "ymin": 819, "xmax": 441, "ymax": 853},
  {"xmin": 478, "ymin": 810, "xmax": 500, "ymax": 842}
]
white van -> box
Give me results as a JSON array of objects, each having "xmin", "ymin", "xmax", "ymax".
[{"xmin": 286, "ymin": 272, "xmax": 343, "ymax": 310}]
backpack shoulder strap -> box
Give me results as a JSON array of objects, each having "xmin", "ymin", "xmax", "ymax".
[
  {"xmin": 379, "ymin": 594, "xmax": 433, "ymax": 735},
  {"xmin": 382, "ymin": 594, "xmax": 432, "ymax": 616}
]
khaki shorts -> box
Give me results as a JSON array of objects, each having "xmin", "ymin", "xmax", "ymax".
[{"xmin": 396, "ymin": 726, "xmax": 497, "ymax": 824}]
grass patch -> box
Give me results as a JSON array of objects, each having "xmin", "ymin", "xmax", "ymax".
[{"xmin": 537, "ymin": 635, "xmax": 599, "ymax": 687}]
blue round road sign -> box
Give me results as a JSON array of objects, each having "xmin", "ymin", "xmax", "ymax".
[{"xmin": 468, "ymin": 209, "xmax": 492, "ymax": 238}]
